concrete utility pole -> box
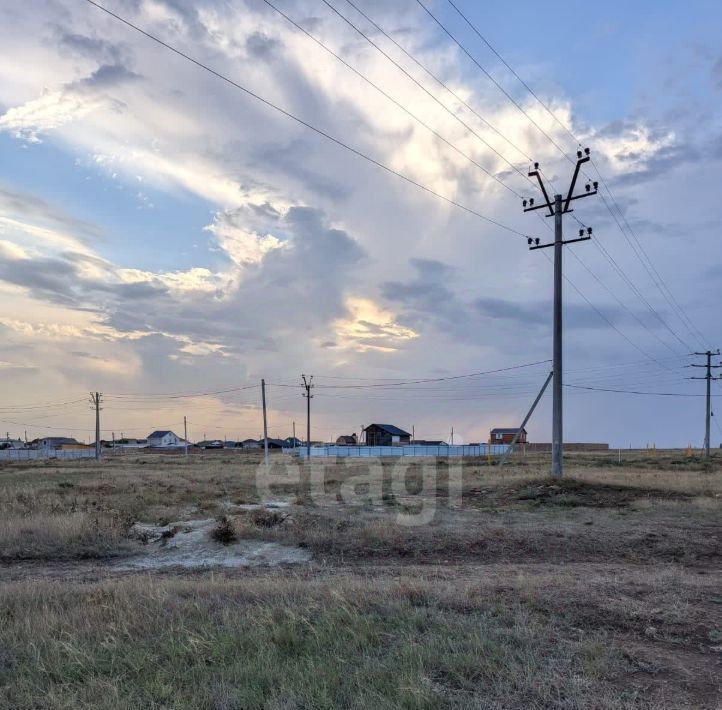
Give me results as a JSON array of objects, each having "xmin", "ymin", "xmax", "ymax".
[
  {"xmin": 292, "ymin": 421, "xmax": 296, "ymax": 449},
  {"xmin": 184, "ymin": 416, "xmax": 188, "ymax": 459},
  {"xmin": 689, "ymin": 350, "xmax": 721, "ymax": 457},
  {"xmin": 89, "ymin": 392, "xmax": 102, "ymax": 461},
  {"xmin": 523, "ymin": 149, "xmax": 599, "ymax": 477},
  {"xmin": 302, "ymin": 374, "xmax": 313, "ymax": 457},
  {"xmin": 261, "ymin": 378, "xmax": 269, "ymax": 467}
]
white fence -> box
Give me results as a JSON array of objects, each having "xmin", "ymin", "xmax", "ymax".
[
  {"xmin": 294, "ymin": 444, "xmax": 509, "ymax": 459},
  {"xmin": 0, "ymin": 448, "xmax": 97, "ymax": 461}
]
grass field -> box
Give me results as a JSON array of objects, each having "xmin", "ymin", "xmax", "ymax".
[{"xmin": 1, "ymin": 451, "xmax": 720, "ymax": 709}]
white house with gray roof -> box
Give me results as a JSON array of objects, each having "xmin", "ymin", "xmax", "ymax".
[{"xmin": 146, "ymin": 430, "xmax": 184, "ymax": 448}]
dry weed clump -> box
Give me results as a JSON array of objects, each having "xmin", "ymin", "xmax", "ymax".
[{"xmin": 210, "ymin": 516, "xmax": 238, "ymax": 545}]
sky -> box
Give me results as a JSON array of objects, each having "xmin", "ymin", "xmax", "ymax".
[{"xmin": 0, "ymin": 0, "xmax": 721, "ymax": 447}]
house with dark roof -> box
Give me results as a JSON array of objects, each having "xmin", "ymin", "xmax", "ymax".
[
  {"xmin": 336, "ymin": 434, "xmax": 357, "ymax": 446},
  {"xmin": 490, "ymin": 427, "xmax": 527, "ymax": 445},
  {"xmin": 147, "ymin": 430, "xmax": 183, "ymax": 448},
  {"xmin": 363, "ymin": 424, "xmax": 411, "ymax": 447},
  {"xmin": 197, "ymin": 440, "xmax": 224, "ymax": 449},
  {"xmin": 36, "ymin": 437, "xmax": 82, "ymax": 449}
]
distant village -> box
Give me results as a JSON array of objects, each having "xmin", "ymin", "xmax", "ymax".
[{"xmin": 0, "ymin": 424, "xmax": 530, "ymax": 452}]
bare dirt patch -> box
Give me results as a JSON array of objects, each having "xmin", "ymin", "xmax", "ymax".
[{"xmin": 118, "ymin": 518, "xmax": 310, "ymax": 571}]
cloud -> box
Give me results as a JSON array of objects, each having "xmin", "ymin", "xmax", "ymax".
[
  {"xmin": 0, "ymin": 63, "xmax": 141, "ymax": 142},
  {"xmin": 332, "ymin": 296, "xmax": 417, "ymax": 352},
  {"xmin": 0, "ymin": 0, "xmax": 716, "ymax": 445},
  {"xmin": 246, "ymin": 31, "xmax": 283, "ymax": 59},
  {"xmin": 0, "ymin": 185, "xmax": 102, "ymax": 245},
  {"xmin": 55, "ymin": 31, "xmax": 124, "ymax": 63}
]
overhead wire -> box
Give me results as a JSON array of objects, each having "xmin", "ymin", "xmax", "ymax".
[
  {"xmin": 263, "ymin": 0, "xmax": 526, "ymax": 198},
  {"xmin": 316, "ymin": 0, "xmax": 534, "ymax": 187},
  {"xmin": 83, "ymin": 0, "xmax": 534, "ymax": 241},
  {"xmin": 442, "ymin": 0, "xmax": 705, "ymax": 351}
]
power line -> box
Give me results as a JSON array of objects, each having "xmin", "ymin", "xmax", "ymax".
[
  {"xmin": 567, "ymin": 250, "xmax": 680, "ymax": 366},
  {"xmin": 271, "ymin": 359, "xmax": 551, "ymax": 389},
  {"xmin": 441, "ymin": 0, "xmax": 705, "ymax": 351},
  {"xmin": 564, "ymin": 384, "xmax": 707, "ymax": 397},
  {"xmin": 569, "ymin": 212, "xmax": 687, "ymax": 356},
  {"xmin": 264, "ymin": 0, "xmax": 524, "ymax": 198},
  {"xmin": 445, "ymin": 0, "xmax": 579, "ymax": 147},
  {"xmin": 340, "ymin": 0, "xmax": 532, "ymax": 165},
  {"xmin": 83, "ymin": 0, "xmax": 533, "ymax": 241},
  {"xmin": 414, "ymin": 0, "xmax": 571, "ymax": 160},
  {"xmin": 317, "ymin": 0, "xmax": 534, "ymax": 188},
  {"xmin": 0, "ymin": 398, "xmax": 88, "ymax": 412},
  {"xmin": 104, "ymin": 383, "xmax": 260, "ymax": 400}
]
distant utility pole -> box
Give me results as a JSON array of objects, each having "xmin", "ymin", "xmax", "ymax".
[
  {"xmin": 261, "ymin": 378, "xmax": 269, "ymax": 467},
  {"xmin": 184, "ymin": 416, "xmax": 188, "ymax": 459},
  {"xmin": 688, "ymin": 350, "xmax": 721, "ymax": 457},
  {"xmin": 302, "ymin": 374, "xmax": 314, "ymax": 457},
  {"xmin": 89, "ymin": 392, "xmax": 102, "ymax": 461},
  {"xmin": 523, "ymin": 148, "xmax": 598, "ymax": 478}
]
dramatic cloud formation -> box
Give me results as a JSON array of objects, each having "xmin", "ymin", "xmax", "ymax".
[{"xmin": 0, "ymin": 0, "xmax": 719, "ymax": 445}]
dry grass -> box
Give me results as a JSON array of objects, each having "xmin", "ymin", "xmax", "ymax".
[
  {"xmin": 0, "ymin": 451, "xmax": 720, "ymax": 708},
  {"xmin": 2, "ymin": 566, "xmax": 718, "ymax": 709},
  {"xmin": 0, "ymin": 512, "xmax": 129, "ymax": 560}
]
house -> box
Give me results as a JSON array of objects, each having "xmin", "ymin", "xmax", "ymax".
[
  {"xmin": 241, "ymin": 439, "xmax": 260, "ymax": 449},
  {"xmin": 36, "ymin": 437, "xmax": 82, "ymax": 450},
  {"xmin": 284, "ymin": 437, "xmax": 303, "ymax": 448},
  {"xmin": 363, "ymin": 424, "xmax": 411, "ymax": 447},
  {"xmin": 490, "ymin": 427, "xmax": 527, "ymax": 445},
  {"xmin": 197, "ymin": 440, "xmax": 224, "ymax": 449},
  {"xmin": 336, "ymin": 434, "xmax": 357, "ymax": 446},
  {"xmin": 0, "ymin": 438, "xmax": 25, "ymax": 450},
  {"xmin": 265, "ymin": 438, "xmax": 286, "ymax": 449},
  {"xmin": 147, "ymin": 430, "xmax": 183, "ymax": 448}
]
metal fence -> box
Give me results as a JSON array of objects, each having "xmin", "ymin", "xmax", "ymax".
[
  {"xmin": 0, "ymin": 448, "xmax": 97, "ymax": 461},
  {"xmin": 294, "ymin": 444, "xmax": 509, "ymax": 458}
]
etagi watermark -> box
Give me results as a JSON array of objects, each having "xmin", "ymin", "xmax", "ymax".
[{"xmin": 255, "ymin": 458, "xmax": 465, "ymax": 526}]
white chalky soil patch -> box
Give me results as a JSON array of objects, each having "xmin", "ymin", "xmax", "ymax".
[{"xmin": 117, "ymin": 518, "xmax": 310, "ymax": 571}]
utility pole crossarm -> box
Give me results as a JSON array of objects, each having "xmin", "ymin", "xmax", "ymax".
[
  {"xmin": 522, "ymin": 148, "xmax": 598, "ymax": 478},
  {"xmin": 525, "ymin": 163, "xmax": 554, "ymax": 217}
]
